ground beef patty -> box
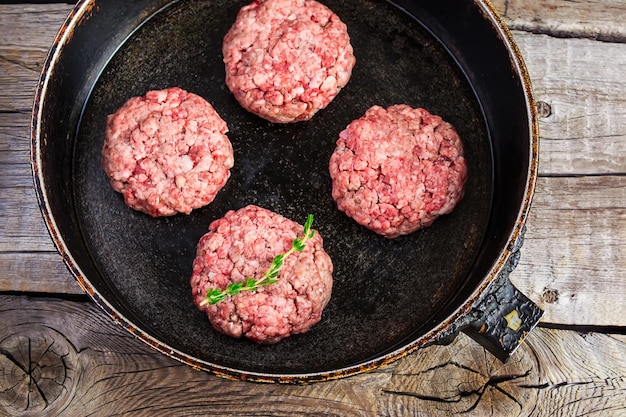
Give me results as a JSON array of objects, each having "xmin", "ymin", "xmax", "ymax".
[
  {"xmin": 102, "ymin": 87, "xmax": 234, "ymax": 217},
  {"xmin": 222, "ymin": 0, "xmax": 356, "ymax": 123},
  {"xmin": 329, "ymin": 105, "xmax": 468, "ymax": 238},
  {"xmin": 190, "ymin": 205, "xmax": 333, "ymax": 344}
]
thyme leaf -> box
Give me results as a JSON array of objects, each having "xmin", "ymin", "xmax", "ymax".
[{"xmin": 200, "ymin": 214, "xmax": 315, "ymax": 306}]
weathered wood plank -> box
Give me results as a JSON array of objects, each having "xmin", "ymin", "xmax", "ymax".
[
  {"xmin": 511, "ymin": 176, "xmax": 626, "ymax": 326},
  {"xmin": 0, "ymin": 114, "xmax": 33, "ymax": 189},
  {"xmin": 0, "ymin": 4, "xmax": 73, "ymax": 112},
  {"xmin": 0, "ymin": 187, "xmax": 56, "ymax": 252},
  {"xmin": 514, "ymin": 31, "xmax": 626, "ymax": 176},
  {"xmin": 1, "ymin": 296, "xmax": 625, "ymax": 417},
  {"xmin": 0, "ymin": 252, "xmax": 82, "ymax": 295},
  {"xmin": 491, "ymin": 0, "xmax": 626, "ymax": 42}
]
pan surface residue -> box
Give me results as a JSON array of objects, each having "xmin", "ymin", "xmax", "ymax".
[{"xmin": 73, "ymin": 0, "xmax": 491, "ymax": 374}]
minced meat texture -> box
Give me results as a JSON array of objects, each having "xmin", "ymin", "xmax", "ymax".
[
  {"xmin": 102, "ymin": 87, "xmax": 234, "ymax": 217},
  {"xmin": 222, "ymin": 0, "xmax": 356, "ymax": 123},
  {"xmin": 190, "ymin": 205, "xmax": 333, "ymax": 344},
  {"xmin": 329, "ymin": 105, "xmax": 468, "ymax": 238}
]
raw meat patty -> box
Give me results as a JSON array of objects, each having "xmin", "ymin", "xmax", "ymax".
[
  {"xmin": 222, "ymin": 0, "xmax": 356, "ymax": 123},
  {"xmin": 329, "ymin": 105, "xmax": 468, "ymax": 238},
  {"xmin": 190, "ymin": 205, "xmax": 333, "ymax": 344},
  {"xmin": 102, "ymin": 87, "xmax": 234, "ymax": 217}
]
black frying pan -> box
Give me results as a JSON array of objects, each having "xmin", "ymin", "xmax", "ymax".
[{"xmin": 32, "ymin": 0, "xmax": 541, "ymax": 382}]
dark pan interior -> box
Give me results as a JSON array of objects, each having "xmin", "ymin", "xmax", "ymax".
[{"xmin": 36, "ymin": 0, "xmax": 532, "ymax": 377}]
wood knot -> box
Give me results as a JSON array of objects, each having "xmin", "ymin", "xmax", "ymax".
[
  {"xmin": 536, "ymin": 101, "xmax": 552, "ymax": 118},
  {"xmin": 542, "ymin": 288, "xmax": 559, "ymax": 304},
  {"xmin": 0, "ymin": 324, "xmax": 80, "ymax": 416}
]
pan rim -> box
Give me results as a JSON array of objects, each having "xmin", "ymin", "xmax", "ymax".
[{"xmin": 30, "ymin": 0, "xmax": 539, "ymax": 383}]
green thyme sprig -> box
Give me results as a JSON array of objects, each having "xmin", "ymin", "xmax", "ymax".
[{"xmin": 200, "ymin": 214, "xmax": 315, "ymax": 306}]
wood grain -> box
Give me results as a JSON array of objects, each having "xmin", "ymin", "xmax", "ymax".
[
  {"xmin": 491, "ymin": 0, "xmax": 626, "ymax": 41},
  {"xmin": 1, "ymin": 296, "xmax": 625, "ymax": 417},
  {"xmin": 0, "ymin": 252, "xmax": 82, "ymax": 295},
  {"xmin": 0, "ymin": 187, "xmax": 56, "ymax": 252},
  {"xmin": 514, "ymin": 32, "xmax": 626, "ymax": 176},
  {"xmin": 511, "ymin": 176, "xmax": 626, "ymax": 326},
  {"xmin": 0, "ymin": 4, "xmax": 73, "ymax": 112}
]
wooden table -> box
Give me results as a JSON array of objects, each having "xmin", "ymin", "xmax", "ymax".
[{"xmin": 1, "ymin": 1, "xmax": 625, "ymax": 416}]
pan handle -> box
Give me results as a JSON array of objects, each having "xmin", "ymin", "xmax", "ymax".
[
  {"xmin": 463, "ymin": 278, "xmax": 543, "ymax": 361},
  {"xmin": 461, "ymin": 227, "xmax": 544, "ymax": 361}
]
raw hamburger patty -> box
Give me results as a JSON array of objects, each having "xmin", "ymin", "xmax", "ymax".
[
  {"xmin": 222, "ymin": 0, "xmax": 356, "ymax": 123},
  {"xmin": 329, "ymin": 105, "xmax": 468, "ymax": 238},
  {"xmin": 102, "ymin": 87, "xmax": 234, "ymax": 217},
  {"xmin": 190, "ymin": 205, "xmax": 333, "ymax": 344}
]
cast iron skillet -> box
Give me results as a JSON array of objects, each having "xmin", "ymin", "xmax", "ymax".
[{"xmin": 32, "ymin": 0, "xmax": 541, "ymax": 383}]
